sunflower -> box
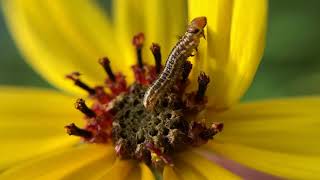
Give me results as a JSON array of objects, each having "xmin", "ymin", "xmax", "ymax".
[{"xmin": 1, "ymin": 0, "xmax": 320, "ymax": 179}]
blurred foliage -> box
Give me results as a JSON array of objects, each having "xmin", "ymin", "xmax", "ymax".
[
  {"xmin": 0, "ymin": 12, "xmax": 51, "ymax": 88},
  {"xmin": 243, "ymin": 0, "xmax": 320, "ymax": 101},
  {"xmin": 0, "ymin": 0, "xmax": 319, "ymax": 101}
]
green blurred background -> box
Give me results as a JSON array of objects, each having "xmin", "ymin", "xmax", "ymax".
[{"xmin": 0, "ymin": 1, "xmax": 319, "ymax": 101}]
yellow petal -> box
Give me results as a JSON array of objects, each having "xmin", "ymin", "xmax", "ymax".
[
  {"xmin": 215, "ymin": 97, "xmax": 320, "ymax": 155},
  {"xmin": 99, "ymin": 158, "xmax": 138, "ymax": 180},
  {"xmin": 196, "ymin": 149, "xmax": 280, "ymax": 179},
  {"xmin": 174, "ymin": 150, "xmax": 240, "ymax": 179},
  {"xmin": 209, "ymin": 142, "xmax": 320, "ymax": 179},
  {"xmin": 205, "ymin": 97, "xmax": 320, "ymax": 179},
  {"xmin": 144, "ymin": 0, "xmax": 188, "ymax": 64},
  {"xmin": 61, "ymin": 148, "xmax": 116, "ymax": 180},
  {"xmin": 187, "ymin": 0, "xmax": 209, "ymax": 92},
  {"xmin": 163, "ymin": 166, "xmax": 181, "ymax": 180},
  {"xmin": 0, "ymin": 144, "xmax": 113, "ymax": 179},
  {"xmin": 0, "ymin": 87, "xmax": 82, "ymax": 169},
  {"xmin": 174, "ymin": 163, "xmax": 205, "ymax": 179},
  {"xmin": 188, "ymin": 0, "xmax": 268, "ymax": 110},
  {"xmin": 140, "ymin": 163, "xmax": 155, "ymax": 180},
  {"xmin": 113, "ymin": 0, "xmax": 188, "ymax": 81},
  {"xmin": 1, "ymin": 0, "xmax": 124, "ymax": 95},
  {"xmin": 113, "ymin": 0, "xmax": 146, "ymax": 83}
]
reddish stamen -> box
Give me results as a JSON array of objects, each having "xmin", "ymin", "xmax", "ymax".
[
  {"xmin": 66, "ymin": 72, "xmax": 96, "ymax": 95},
  {"xmin": 199, "ymin": 122, "xmax": 223, "ymax": 140},
  {"xmin": 182, "ymin": 61, "xmax": 193, "ymax": 82},
  {"xmin": 93, "ymin": 86, "xmax": 112, "ymax": 104},
  {"xmin": 150, "ymin": 43, "xmax": 162, "ymax": 74},
  {"xmin": 75, "ymin": 98, "xmax": 96, "ymax": 118},
  {"xmin": 105, "ymin": 73, "xmax": 127, "ymax": 95},
  {"xmin": 65, "ymin": 123, "xmax": 92, "ymax": 139},
  {"xmin": 99, "ymin": 57, "xmax": 116, "ymax": 82},
  {"xmin": 199, "ymin": 128, "xmax": 217, "ymax": 140},
  {"xmin": 196, "ymin": 72, "xmax": 210, "ymax": 101},
  {"xmin": 115, "ymin": 142, "xmax": 125, "ymax": 157},
  {"xmin": 132, "ymin": 33, "xmax": 145, "ymax": 68},
  {"xmin": 212, "ymin": 122, "xmax": 224, "ymax": 132},
  {"xmin": 145, "ymin": 142, "xmax": 173, "ymax": 166},
  {"xmin": 189, "ymin": 121, "xmax": 223, "ymax": 146}
]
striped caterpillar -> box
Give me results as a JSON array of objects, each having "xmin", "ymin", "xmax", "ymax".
[{"xmin": 143, "ymin": 16, "xmax": 207, "ymax": 110}]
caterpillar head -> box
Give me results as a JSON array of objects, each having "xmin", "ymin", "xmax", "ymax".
[{"xmin": 187, "ymin": 16, "xmax": 207, "ymax": 38}]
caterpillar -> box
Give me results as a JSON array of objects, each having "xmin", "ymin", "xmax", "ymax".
[{"xmin": 143, "ymin": 16, "xmax": 207, "ymax": 110}]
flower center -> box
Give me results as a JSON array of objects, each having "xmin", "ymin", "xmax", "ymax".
[{"xmin": 65, "ymin": 17, "xmax": 223, "ymax": 167}]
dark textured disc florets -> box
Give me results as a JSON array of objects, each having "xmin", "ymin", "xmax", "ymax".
[
  {"xmin": 111, "ymin": 83, "xmax": 190, "ymax": 164},
  {"xmin": 65, "ymin": 25, "xmax": 223, "ymax": 168}
]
